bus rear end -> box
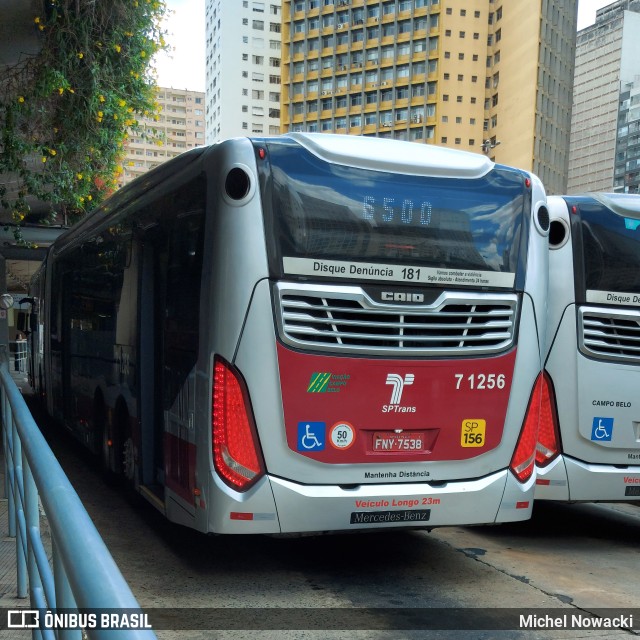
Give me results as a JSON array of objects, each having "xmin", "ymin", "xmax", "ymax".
[
  {"xmin": 202, "ymin": 134, "xmax": 548, "ymax": 534},
  {"xmin": 538, "ymin": 194, "xmax": 640, "ymax": 502}
]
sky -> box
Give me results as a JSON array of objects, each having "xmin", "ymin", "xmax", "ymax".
[{"xmin": 152, "ymin": 0, "xmax": 617, "ymax": 93}]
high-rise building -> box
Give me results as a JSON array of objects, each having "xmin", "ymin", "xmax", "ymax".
[
  {"xmin": 568, "ymin": 0, "xmax": 640, "ymax": 194},
  {"xmin": 281, "ymin": 0, "xmax": 577, "ymax": 193},
  {"xmin": 120, "ymin": 87, "xmax": 206, "ymax": 187},
  {"xmin": 205, "ymin": 0, "xmax": 283, "ymax": 143}
]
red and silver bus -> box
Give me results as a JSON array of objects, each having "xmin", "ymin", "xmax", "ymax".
[
  {"xmin": 537, "ymin": 193, "xmax": 640, "ymax": 501},
  {"xmin": 29, "ymin": 133, "xmax": 548, "ymax": 534}
]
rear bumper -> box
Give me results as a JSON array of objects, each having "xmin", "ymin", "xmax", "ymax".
[
  {"xmin": 536, "ymin": 455, "xmax": 640, "ymax": 502},
  {"xmin": 270, "ymin": 469, "xmax": 534, "ymax": 534}
]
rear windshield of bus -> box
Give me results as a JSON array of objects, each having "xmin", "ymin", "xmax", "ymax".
[
  {"xmin": 260, "ymin": 139, "xmax": 530, "ymax": 288},
  {"xmin": 574, "ymin": 194, "xmax": 640, "ymax": 296}
]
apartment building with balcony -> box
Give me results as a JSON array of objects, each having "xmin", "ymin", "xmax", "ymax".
[
  {"xmin": 281, "ymin": 0, "xmax": 577, "ymax": 193},
  {"xmin": 568, "ymin": 0, "xmax": 640, "ymax": 194},
  {"xmin": 119, "ymin": 87, "xmax": 206, "ymax": 187},
  {"xmin": 205, "ymin": 0, "xmax": 283, "ymax": 143}
]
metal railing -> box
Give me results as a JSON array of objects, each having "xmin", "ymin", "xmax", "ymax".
[{"xmin": 0, "ymin": 348, "xmax": 157, "ymax": 639}]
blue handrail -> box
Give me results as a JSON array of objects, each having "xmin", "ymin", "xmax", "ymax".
[{"xmin": 0, "ymin": 350, "xmax": 157, "ymax": 639}]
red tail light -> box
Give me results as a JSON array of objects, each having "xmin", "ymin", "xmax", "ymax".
[
  {"xmin": 510, "ymin": 374, "xmax": 542, "ymax": 483},
  {"xmin": 535, "ymin": 372, "xmax": 560, "ymax": 467},
  {"xmin": 212, "ymin": 357, "xmax": 264, "ymax": 491}
]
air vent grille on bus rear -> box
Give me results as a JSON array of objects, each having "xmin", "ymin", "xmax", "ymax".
[
  {"xmin": 275, "ymin": 283, "xmax": 519, "ymax": 356},
  {"xmin": 579, "ymin": 307, "xmax": 640, "ymax": 365}
]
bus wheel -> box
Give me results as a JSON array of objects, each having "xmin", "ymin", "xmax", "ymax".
[
  {"xmin": 122, "ymin": 435, "xmax": 135, "ymax": 483},
  {"xmin": 115, "ymin": 402, "xmax": 135, "ymax": 485}
]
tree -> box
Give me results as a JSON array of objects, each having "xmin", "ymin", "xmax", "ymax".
[{"xmin": 0, "ymin": 0, "xmax": 169, "ymax": 236}]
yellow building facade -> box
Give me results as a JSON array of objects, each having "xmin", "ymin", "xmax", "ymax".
[{"xmin": 281, "ymin": 0, "xmax": 576, "ymax": 193}]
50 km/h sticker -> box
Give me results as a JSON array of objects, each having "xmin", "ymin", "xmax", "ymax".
[{"xmin": 461, "ymin": 419, "xmax": 486, "ymax": 447}]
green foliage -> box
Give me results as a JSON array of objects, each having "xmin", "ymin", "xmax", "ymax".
[{"xmin": 0, "ymin": 0, "xmax": 169, "ymax": 232}]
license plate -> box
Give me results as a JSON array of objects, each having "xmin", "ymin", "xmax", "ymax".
[{"xmin": 372, "ymin": 431, "xmax": 425, "ymax": 452}]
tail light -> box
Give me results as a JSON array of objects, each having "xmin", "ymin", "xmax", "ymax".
[
  {"xmin": 510, "ymin": 374, "xmax": 542, "ymax": 483},
  {"xmin": 535, "ymin": 372, "xmax": 560, "ymax": 467},
  {"xmin": 212, "ymin": 357, "xmax": 264, "ymax": 491}
]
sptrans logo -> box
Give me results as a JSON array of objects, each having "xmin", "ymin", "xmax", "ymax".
[{"xmin": 383, "ymin": 373, "xmax": 416, "ymax": 413}]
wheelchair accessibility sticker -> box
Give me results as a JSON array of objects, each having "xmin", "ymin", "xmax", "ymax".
[
  {"xmin": 591, "ymin": 417, "xmax": 614, "ymax": 441},
  {"xmin": 298, "ymin": 422, "xmax": 326, "ymax": 451}
]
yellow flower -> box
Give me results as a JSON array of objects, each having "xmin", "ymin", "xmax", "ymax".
[
  {"xmin": 113, "ymin": 114, "xmax": 118, "ymax": 120},
  {"xmin": 38, "ymin": 24, "xmax": 44, "ymax": 31},
  {"xmin": 99, "ymin": 95, "xmax": 105, "ymax": 102},
  {"xmin": 76, "ymin": 173, "xmax": 83, "ymax": 180},
  {"xmin": 58, "ymin": 88, "xmax": 64, "ymax": 95},
  {"xmin": 18, "ymin": 96, "xmax": 25, "ymax": 103},
  {"xmin": 41, "ymin": 156, "xmax": 47, "ymax": 163},
  {"xmin": 98, "ymin": 111, "xmax": 103, "ymax": 117},
  {"xmin": 49, "ymin": 149, "xmax": 56, "ymax": 156},
  {"xmin": 68, "ymin": 88, "xmax": 75, "ymax": 93},
  {"xmin": 118, "ymin": 99, "xmax": 126, "ymax": 107},
  {"xmin": 87, "ymin": 195, "xmax": 92, "ymax": 201},
  {"xmin": 96, "ymin": 117, "xmax": 103, "ymax": 123},
  {"xmin": 34, "ymin": 17, "xmax": 40, "ymax": 24},
  {"xmin": 114, "ymin": 44, "xmax": 122, "ymax": 53},
  {"xmin": 79, "ymin": 197, "xmax": 85, "ymax": 203},
  {"xmin": 77, "ymin": 52, "xmax": 84, "ymax": 59},
  {"xmin": 140, "ymin": 51, "xmax": 146, "ymax": 58}
]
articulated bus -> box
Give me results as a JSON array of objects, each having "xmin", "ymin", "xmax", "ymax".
[
  {"xmin": 537, "ymin": 193, "xmax": 640, "ymax": 502},
  {"xmin": 29, "ymin": 133, "xmax": 549, "ymax": 534}
]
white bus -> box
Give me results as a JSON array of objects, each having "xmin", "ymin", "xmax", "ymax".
[
  {"xmin": 29, "ymin": 134, "xmax": 549, "ymax": 534},
  {"xmin": 537, "ymin": 193, "xmax": 640, "ymax": 501}
]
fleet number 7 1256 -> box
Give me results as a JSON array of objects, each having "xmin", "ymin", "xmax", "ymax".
[{"xmin": 454, "ymin": 373, "xmax": 506, "ymax": 390}]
